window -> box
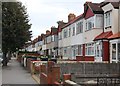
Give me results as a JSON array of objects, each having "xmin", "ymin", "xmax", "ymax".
[
  {"xmin": 63, "ymin": 30, "xmax": 67, "ymax": 38},
  {"xmin": 86, "ymin": 17, "xmax": 94, "ymax": 31},
  {"xmin": 72, "ymin": 46, "xmax": 77, "ymax": 57},
  {"xmin": 76, "ymin": 21, "xmax": 83, "ymax": 34},
  {"xmin": 72, "ymin": 27, "xmax": 75, "ymax": 36},
  {"xmin": 68, "ymin": 28, "xmax": 71, "ymax": 37},
  {"xmin": 85, "ymin": 43, "xmax": 94, "ymax": 55},
  {"xmin": 58, "ymin": 32, "xmax": 62, "ymax": 40},
  {"xmin": 78, "ymin": 45, "xmax": 83, "ymax": 55},
  {"xmin": 105, "ymin": 11, "xmax": 111, "ymax": 27},
  {"xmin": 64, "ymin": 47, "xmax": 67, "ymax": 57},
  {"xmin": 51, "ymin": 35, "xmax": 54, "ymax": 42}
]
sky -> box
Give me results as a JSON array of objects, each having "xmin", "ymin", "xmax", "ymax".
[{"xmin": 19, "ymin": 0, "xmax": 105, "ymax": 40}]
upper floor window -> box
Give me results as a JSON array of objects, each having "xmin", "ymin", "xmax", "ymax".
[
  {"xmin": 51, "ymin": 35, "xmax": 54, "ymax": 42},
  {"xmin": 63, "ymin": 29, "xmax": 67, "ymax": 38},
  {"xmin": 76, "ymin": 21, "xmax": 83, "ymax": 34},
  {"xmin": 58, "ymin": 32, "xmax": 62, "ymax": 40},
  {"xmin": 105, "ymin": 11, "xmax": 111, "ymax": 27},
  {"xmin": 72, "ymin": 26, "xmax": 75, "ymax": 36},
  {"xmin": 68, "ymin": 27, "xmax": 71, "ymax": 37},
  {"xmin": 86, "ymin": 17, "xmax": 94, "ymax": 31},
  {"xmin": 46, "ymin": 36, "xmax": 51, "ymax": 43}
]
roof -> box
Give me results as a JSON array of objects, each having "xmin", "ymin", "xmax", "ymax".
[
  {"xmin": 51, "ymin": 27, "xmax": 58, "ymax": 35},
  {"xmin": 61, "ymin": 14, "xmax": 83, "ymax": 29},
  {"xmin": 94, "ymin": 31, "xmax": 113, "ymax": 40},
  {"xmin": 100, "ymin": 2, "xmax": 119, "ymax": 9},
  {"xmin": 108, "ymin": 32, "xmax": 120, "ymax": 39},
  {"xmin": 88, "ymin": 3, "xmax": 104, "ymax": 14}
]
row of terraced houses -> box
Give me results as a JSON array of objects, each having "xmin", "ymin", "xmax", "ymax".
[{"xmin": 24, "ymin": 1, "xmax": 120, "ymax": 63}]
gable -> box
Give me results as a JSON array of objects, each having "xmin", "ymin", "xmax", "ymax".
[{"xmin": 85, "ymin": 7, "xmax": 94, "ymax": 19}]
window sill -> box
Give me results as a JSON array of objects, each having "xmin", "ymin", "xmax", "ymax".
[
  {"xmin": 76, "ymin": 55, "xmax": 82, "ymax": 56},
  {"xmin": 85, "ymin": 55, "xmax": 94, "ymax": 57},
  {"xmin": 76, "ymin": 32, "xmax": 83, "ymax": 35},
  {"xmin": 85, "ymin": 28, "xmax": 94, "ymax": 32},
  {"xmin": 105, "ymin": 26, "xmax": 111, "ymax": 29}
]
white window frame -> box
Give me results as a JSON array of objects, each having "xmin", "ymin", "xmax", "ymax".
[
  {"xmin": 51, "ymin": 35, "xmax": 54, "ymax": 42},
  {"xmin": 63, "ymin": 29, "xmax": 67, "ymax": 38},
  {"xmin": 68, "ymin": 27, "xmax": 71, "ymax": 37},
  {"xmin": 86, "ymin": 17, "xmax": 94, "ymax": 31},
  {"xmin": 58, "ymin": 32, "xmax": 62, "ymax": 40},
  {"xmin": 105, "ymin": 11, "xmax": 111, "ymax": 28},
  {"xmin": 72, "ymin": 26, "xmax": 75, "ymax": 36},
  {"xmin": 77, "ymin": 45, "xmax": 83, "ymax": 56},
  {"xmin": 85, "ymin": 43, "xmax": 94, "ymax": 56},
  {"xmin": 64, "ymin": 47, "xmax": 67, "ymax": 57},
  {"xmin": 76, "ymin": 21, "xmax": 83, "ymax": 34}
]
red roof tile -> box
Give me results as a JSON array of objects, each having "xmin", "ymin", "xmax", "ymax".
[
  {"xmin": 108, "ymin": 32, "xmax": 120, "ymax": 39},
  {"xmin": 94, "ymin": 31, "xmax": 113, "ymax": 40}
]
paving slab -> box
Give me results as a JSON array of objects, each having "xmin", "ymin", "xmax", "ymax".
[{"xmin": 2, "ymin": 58, "xmax": 39, "ymax": 85}]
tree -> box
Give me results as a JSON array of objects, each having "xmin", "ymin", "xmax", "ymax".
[{"xmin": 2, "ymin": 2, "xmax": 32, "ymax": 66}]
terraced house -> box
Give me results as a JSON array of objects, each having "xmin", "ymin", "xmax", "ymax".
[
  {"xmin": 25, "ymin": 1, "xmax": 120, "ymax": 63},
  {"xmin": 58, "ymin": 1, "xmax": 120, "ymax": 63},
  {"xmin": 58, "ymin": 2, "xmax": 104, "ymax": 61}
]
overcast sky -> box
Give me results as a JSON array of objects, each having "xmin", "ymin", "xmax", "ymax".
[{"xmin": 19, "ymin": 0, "xmax": 105, "ymax": 40}]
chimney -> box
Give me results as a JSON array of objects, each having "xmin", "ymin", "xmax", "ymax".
[
  {"xmin": 68, "ymin": 13, "xmax": 76, "ymax": 22},
  {"xmin": 57, "ymin": 20, "xmax": 66, "ymax": 28},
  {"xmin": 46, "ymin": 30, "xmax": 51, "ymax": 36},
  {"xmin": 41, "ymin": 33, "xmax": 46, "ymax": 40}
]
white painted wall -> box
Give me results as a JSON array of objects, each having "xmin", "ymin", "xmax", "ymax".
[
  {"xmin": 102, "ymin": 3, "xmax": 119, "ymax": 34},
  {"xmin": 84, "ymin": 29, "xmax": 103, "ymax": 43},
  {"xmin": 42, "ymin": 45, "xmax": 46, "ymax": 50},
  {"xmin": 26, "ymin": 45, "xmax": 33, "ymax": 51}
]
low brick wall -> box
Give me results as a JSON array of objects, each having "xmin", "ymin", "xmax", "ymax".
[
  {"xmin": 39, "ymin": 61, "xmax": 61, "ymax": 85},
  {"xmin": 56, "ymin": 63, "xmax": 120, "ymax": 82}
]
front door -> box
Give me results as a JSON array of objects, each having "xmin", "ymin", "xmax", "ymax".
[{"xmin": 95, "ymin": 41, "xmax": 102, "ymax": 62}]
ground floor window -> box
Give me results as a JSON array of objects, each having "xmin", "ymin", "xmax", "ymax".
[
  {"xmin": 111, "ymin": 41, "xmax": 120, "ymax": 63},
  {"xmin": 112, "ymin": 44, "xmax": 116, "ymax": 60},
  {"xmin": 63, "ymin": 47, "xmax": 67, "ymax": 57},
  {"xmin": 85, "ymin": 43, "xmax": 94, "ymax": 56},
  {"xmin": 71, "ymin": 46, "xmax": 77, "ymax": 58},
  {"xmin": 77, "ymin": 45, "xmax": 82, "ymax": 55}
]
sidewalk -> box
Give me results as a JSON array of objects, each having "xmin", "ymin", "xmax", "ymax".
[{"xmin": 2, "ymin": 58, "xmax": 39, "ymax": 85}]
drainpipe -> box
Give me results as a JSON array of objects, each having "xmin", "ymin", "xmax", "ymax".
[
  {"xmin": 102, "ymin": 13, "xmax": 104, "ymax": 62},
  {"xmin": 118, "ymin": 4, "xmax": 120, "ymax": 29}
]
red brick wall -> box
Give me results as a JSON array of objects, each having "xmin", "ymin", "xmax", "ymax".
[
  {"xmin": 39, "ymin": 61, "xmax": 60, "ymax": 84},
  {"xmin": 40, "ymin": 73, "xmax": 48, "ymax": 84},
  {"xmin": 102, "ymin": 41, "xmax": 109, "ymax": 61}
]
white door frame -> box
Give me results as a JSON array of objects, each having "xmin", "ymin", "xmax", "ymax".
[
  {"xmin": 94, "ymin": 41, "xmax": 102, "ymax": 62},
  {"xmin": 110, "ymin": 39, "xmax": 120, "ymax": 63}
]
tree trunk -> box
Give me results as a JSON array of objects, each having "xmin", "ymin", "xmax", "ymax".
[
  {"xmin": 2, "ymin": 52, "xmax": 8, "ymax": 66},
  {"xmin": 8, "ymin": 51, "xmax": 12, "ymax": 60}
]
